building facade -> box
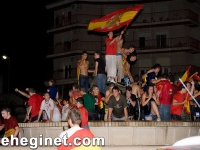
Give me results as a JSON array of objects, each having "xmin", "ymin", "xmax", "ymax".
[{"xmin": 46, "ymin": 0, "xmax": 200, "ymax": 97}]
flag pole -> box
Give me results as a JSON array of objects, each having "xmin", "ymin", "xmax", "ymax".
[{"xmin": 179, "ymin": 78, "xmax": 200, "ymax": 108}]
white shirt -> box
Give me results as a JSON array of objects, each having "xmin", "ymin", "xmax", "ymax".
[
  {"xmin": 59, "ymin": 126, "xmax": 83, "ymax": 142},
  {"xmin": 40, "ymin": 98, "xmax": 61, "ymax": 122},
  {"xmin": 61, "ymin": 104, "xmax": 70, "ymax": 121}
]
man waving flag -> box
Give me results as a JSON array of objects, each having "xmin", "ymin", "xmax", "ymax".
[{"xmin": 88, "ymin": 4, "xmax": 143, "ymax": 32}]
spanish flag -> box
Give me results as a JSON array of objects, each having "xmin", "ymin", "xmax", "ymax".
[
  {"xmin": 183, "ymin": 93, "xmax": 190, "ymax": 114},
  {"xmin": 177, "ymin": 66, "xmax": 191, "ymax": 87},
  {"xmin": 88, "ymin": 5, "xmax": 143, "ymax": 32},
  {"xmin": 77, "ymin": 63, "xmax": 81, "ymax": 85}
]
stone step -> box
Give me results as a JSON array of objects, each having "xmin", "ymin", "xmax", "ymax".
[{"xmin": 0, "ymin": 146, "xmax": 160, "ymax": 150}]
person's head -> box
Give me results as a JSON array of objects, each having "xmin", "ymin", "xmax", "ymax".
[
  {"xmin": 69, "ymin": 89, "xmax": 73, "ymax": 97},
  {"xmin": 94, "ymin": 51, "xmax": 101, "ymax": 59},
  {"xmin": 76, "ymin": 97, "xmax": 84, "ymax": 108},
  {"xmin": 161, "ymin": 73, "xmax": 168, "ymax": 79},
  {"xmin": 185, "ymin": 81, "xmax": 192, "ymax": 91},
  {"xmin": 129, "ymin": 53, "xmax": 137, "ymax": 62},
  {"xmin": 81, "ymin": 51, "xmax": 87, "ymax": 60},
  {"xmin": 109, "ymin": 83, "xmax": 115, "ymax": 91},
  {"xmin": 169, "ymin": 75, "xmax": 175, "ymax": 83},
  {"xmin": 28, "ymin": 88, "xmax": 36, "ymax": 96},
  {"xmin": 126, "ymin": 86, "xmax": 132, "ymax": 98},
  {"xmin": 107, "ymin": 31, "xmax": 113, "ymax": 38},
  {"xmin": 48, "ymin": 79, "xmax": 55, "ymax": 86},
  {"xmin": 133, "ymin": 75, "xmax": 139, "ymax": 83},
  {"xmin": 152, "ymin": 64, "xmax": 161, "ymax": 75},
  {"xmin": 1, "ymin": 108, "xmax": 11, "ymax": 119},
  {"xmin": 63, "ymin": 99, "xmax": 69, "ymax": 105},
  {"xmin": 67, "ymin": 109, "xmax": 81, "ymax": 127},
  {"xmin": 92, "ymin": 85, "xmax": 99, "ymax": 95},
  {"xmin": 112, "ymin": 86, "xmax": 120, "ymax": 98},
  {"xmin": 128, "ymin": 45, "xmax": 135, "ymax": 53},
  {"xmin": 80, "ymin": 87, "xmax": 87, "ymax": 95},
  {"xmin": 72, "ymin": 84, "xmax": 80, "ymax": 91},
  {"xmin": 179, "ymin": 84, "xmax": 187, "ymax": 93},
  {"xmin": 44, "ymin": 92, "xmax": 50, "ymax": 100},
  {"xmin": 146, "ymin": 85, "xmax": 154, "ymax": 95}
]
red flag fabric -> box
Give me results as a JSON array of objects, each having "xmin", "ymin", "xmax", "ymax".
[{"xmin": 88, "ymin": 5, "xmax": 143, "ymax": 32}]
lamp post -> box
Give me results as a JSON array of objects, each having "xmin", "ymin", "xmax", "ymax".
[{"xmin": 2, "ymin": 55, "xmax": 10, "ymax": 95}]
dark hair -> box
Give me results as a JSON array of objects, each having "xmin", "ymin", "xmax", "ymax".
[
  {"xmin": 63, "ymin": 99, "xmax": 69, "ymax": 102},
  {"xmin": 82, "ymin": 51, "xmax": 87, "ymax": 55},
  {"xmin": 134, "ymin": 75, "xmax": 139, "ymax": 82},
  {"xmin": 28, "ymin": 88, "xmax": 36, "ymax": 93},
  {"xmin": 126, "ymin": 86, "xmax": 132, "ymax": 92},
  {"xmin": 129, "ymin": 45, "xmax": 135, "ymax": 49},
  {"xmin": 112, "ymin": 86, "xmax": 120, "ymax": 92},
  {"xmin": 152, "ymin": 64, "xmax": 161, "ymax": 70},
  {"xmin": 80, "ymin": 87, "xmax": 86, "ymax": 93},
  {"xmin": 72, "ymin": 84, "xmax": 80, "ymax": 90},
  {"xmin": 76, "ymin": 97, "xmax": 84, "ymax": 105},
  {"xmin": 67, "ymin": 109, "xmax": 81, "ymax": 125},
  {"xmin": 146, "ymin": 84, "xmax": 154, "ymax": 96},
  {"xmin": 1, "ymin": 108, "xmax": 11, "ymax": 113},
  {"xmin": 179, "ymin": 84, "xmax": 185, "ymax": 91},
  {"xmin": 169, "ymin": 75, "xmax": 175, "ymax": 83},
  {"xmin": 109, "ymin": 83, "xmax": 115, "ymax": 87},
  {"xmin": 161, "ymin": 73, "xmax": 168, "ymax": 79},
  {"xmin": 44, "ymin": 92, "xmax": 50, "ymax": 95},
  {"xmin": 91, "ymin": 85, "xmax": 98, "ymax": 91},
  {"xmin": 95, "ymin": 51, "xmax": 101, "ymax": 57}
]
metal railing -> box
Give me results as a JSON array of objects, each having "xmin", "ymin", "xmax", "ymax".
[
  {"xmin": 135, "ymin": 9, "xmax": 199, "ymax": 24},
  {"xmin": 50, "ymin": 9, "xmax": 199, "ymax": 29}
]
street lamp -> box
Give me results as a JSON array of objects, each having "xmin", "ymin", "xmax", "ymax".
[{"xmin": 2, "ymin": 55, "xmax": 10, "ymax": 95}]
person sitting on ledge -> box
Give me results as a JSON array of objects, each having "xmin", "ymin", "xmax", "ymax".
[
  {"xmin": 58, "ymin": 109, "xmax": 101, "ymax": 150},
  {"xmin": 107, "ymin": 86, "xmax": 129, "ymax": 122}
]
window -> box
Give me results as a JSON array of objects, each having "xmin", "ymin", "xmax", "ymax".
[
  {"xmin": 65, "ymin": 65, "xmax": 72, "ymax": 79},
  {"xmin": 139, "ymin": 37, "xmax": 145, "ymax": 48},
  {"xmin": 157, "ymin": 35, "xmax": 167, "ymax": 48}
]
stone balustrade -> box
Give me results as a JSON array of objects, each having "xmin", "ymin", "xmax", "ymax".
[{"xmin": 1, "ymin": 121, "xmax": 200, "ymax": 150}]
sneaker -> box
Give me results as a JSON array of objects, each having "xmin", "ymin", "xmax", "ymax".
[
  {"xmin": 110, "ymin": 79, "xmax": 116, "ymax": 83},
  {"xmin": 157, "ymin": 118, "xmax": 161, "ymax": 121}
]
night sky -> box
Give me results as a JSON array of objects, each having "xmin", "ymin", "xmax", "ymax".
[{"xmin": 0, "ymin": 1, "xmax": 54, "ymax": 93}]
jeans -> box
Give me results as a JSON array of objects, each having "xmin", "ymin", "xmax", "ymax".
[
  {"xmin": 80, "ymin": 75, "xmax": 89, "ymax": 92},
  {"xmin": 88, "ymin": 111, "xmax": 97, "ymax": 121},
  {"xmin": 82, "ymin": 125, "xmax": 89, "ymax": 129},
  {"xmin": 112, "ymin": 115, "xmax": 125, "ymax": 121},
  {"xmin": 124, "ymin": 75, "xmax": 130, "ymax": 87},
  {"xmin": 158, "ymin": 104, "xmax": 171, "ymax": 121},
  {"xmin": 96, "ymin": 74, "xmax": 106, "ymax": 95},
  {"xmin": 171, "ymin": 114, "xmax": 181, "ymax": 120}
]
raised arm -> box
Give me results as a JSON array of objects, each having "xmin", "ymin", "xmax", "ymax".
[{"xmin": 15, "ymin": 88, "xmax": 30, "ymax": 98}]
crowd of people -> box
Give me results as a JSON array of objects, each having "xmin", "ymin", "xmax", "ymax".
[{"xmin": 0, "ymin": 30, "xmax": 200, "ymax": 146}]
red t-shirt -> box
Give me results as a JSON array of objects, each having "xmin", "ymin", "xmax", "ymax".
[
  {"xmin": 105, "ymin": 38, "xmax": 116, "ymax": 55},
  {"xmin": 28, "ymin": 94, "xmax": 43, "ymax": 117},
  {"xmin": 171, "ymin": 84, "xmax": 179, "ymax": 103},
  {"xmin": 58, "ymin": 129, "xmax": 94, "ymax": 150},
  {"xmin": 156, "ymin": 80, "xmax": 172, "ymax": 104},
  {"xmin": 4, "ymin": 116, "xmax": 19, "ymax": 139},
  {"xmin": 78, "ymin": 106, "xmax": 88, "ymax": 127},
  {"xmin": 170, "ymin": 92, "xmax": 187, "ymax": 116}
]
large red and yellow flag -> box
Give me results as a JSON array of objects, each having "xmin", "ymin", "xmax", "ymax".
[
  {"xmin": 193, "ymin": 73, "xmax": 200, "ymax": 84},
  {"xmin": 88, "ymin": 5, "xmax": 143, "ymax": 32},
  {"xmin": 183, "ymin": 93, "xmax": 190, "ymax": 114},
  {"xmin": 177, "ymin": 66, "xmax": 191, "ymax": 87}
]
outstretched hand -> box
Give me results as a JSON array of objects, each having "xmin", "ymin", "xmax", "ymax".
[{"xmin": 15, "ymin": 88, "xmax": 19, "ymax": 92}]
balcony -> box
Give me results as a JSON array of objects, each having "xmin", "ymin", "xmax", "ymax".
[
  {"xmin": 47, "ymin": 9, "xmax": 199, "ymax": 34},
  {"xmin": 124, "ymin": 37, "xmax": 200, "ymax": 53},
  {"xmin": 47, "ymin": 37, "xmax": 200, "ymax": 58},
  {"xmin": 132, "ymin": 9, "xmax": 199, "ymax": 28}
]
